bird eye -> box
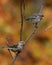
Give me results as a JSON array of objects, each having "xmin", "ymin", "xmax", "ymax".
[{"xmin": 40, "ymin": 15, "xmax": 44, "ymax": 17}]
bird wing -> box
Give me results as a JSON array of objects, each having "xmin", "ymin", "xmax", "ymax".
[
  {"xmin": 25, "ymin": 14, "xmax": 37, "ymax": 21},
  {"xmin": 7, "ymin": 43, "xmax": 18, "ymax": 48}
]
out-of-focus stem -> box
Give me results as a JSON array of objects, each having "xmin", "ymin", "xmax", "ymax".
[
  {"xmin": 25, "ymin": 28, "xmax": 36, "ymax": 44},
  {"xmin": 6, "ymin": 38, "xmax": 13, "ymax": 59},
  {"xmin": 20, "ymin": 0, "xmax": 23, "ymax": 41},
  {"xmin": 10, "ymin": 53, "xmax": 18, "ymax": 65}
]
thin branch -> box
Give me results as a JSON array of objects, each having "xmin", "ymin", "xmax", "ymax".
[
  {"xmin": 6, "ymin": 38, "xmax": 13, "ymax": 59},
  {"xmin": 45, "ymin": 25, "xmax": 52, "ymax": 32},
  {"xmin": 20, "ymin": 0, "xmax": 23, "ymax": 41},
  {"xmin": 10, "ymin": 53, "xmax": 18, "ymax": 65},
  {"xmin": 23, "ymin": 0, "xmax": 26, "ymax": 19},
  {"xmin": 37, "ymin": 0, "xmax": 45, "ymax": 13},
  {"xmin": 25, "ymin": 30, "xmax": 35, "ymax": 43},
  {"xmin": 25, "ymin": 28, "xmax": 36, "ymax": 44}
]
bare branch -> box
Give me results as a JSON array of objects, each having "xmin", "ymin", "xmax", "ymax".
[
  {"xmin": 10, "ymin": 53, "xmax": 18, "ymax": 65},
  {"xmin": 25, "ymin": 23, "xmax": 37, "ymax": 43},
  {"xmin": 20, "ymin": 0, "xmax": 23, "ymax": 41},
  {"xmin": 37, "ymin": 0, "xmax": 45, "ymax": 13},
  {"xmin": 23, "ymin": 0, "xmax": 26, "ymax": 20},
  {"xmin": 45, "ymin": 25, "xmax": 52, "ymax": 32},
  {"xmin": 6, "ymin": 37, "xmax": 13, "ymax": 59}
]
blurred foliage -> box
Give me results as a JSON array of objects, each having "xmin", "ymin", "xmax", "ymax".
[
  {"xmin": 45, "ymin": 0, "xmax": 52, "ymax": 7},
  {"xmin": 0, "ymin": 0, "xmax": 52, "ymax": 65}
]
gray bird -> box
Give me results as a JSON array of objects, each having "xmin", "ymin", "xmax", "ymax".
[
  {"xmin": 6, "ymin": 41, "xmax": 25, "ymax": 53},
  {"xmin": 25, "ymin": 13, "xmax": 44, "ymax": 23},
  {"xmin": 25, "ymin": 4, "xmax": 44, "ymax": 23},
  {"xmin": 1, "ymin": 41, "xmax": 25, "ymax": 53}
]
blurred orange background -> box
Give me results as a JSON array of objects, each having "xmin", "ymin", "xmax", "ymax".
[{"xmin": 0, "ymin": 0, "xmax": 52, "ymax": 65}]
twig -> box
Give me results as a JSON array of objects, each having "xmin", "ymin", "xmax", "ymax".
[
  {"xmin": 23, "ymin": 0, "xmax": 26, "ymax": 19},
  {"xmin": 45, "ymin": 25, "xmax": 52, "ymax": 32},
  {"xmin": 10, "ymin": 53, "xmax": 18, "ymax": 65},
  {"xmin": 6, "ymin": 38, "xmax": 13, "ymax": 59},
  {"xmin": 20, "ymin": 0, "xmax": 23, "ymax": 41},
  {"xmin": 37, "ymin": 0, "xmax": 45, "ymax": 13},
  {"xmin": 25, "ymin": 27, "xmax": 37, "ymax": 44}
]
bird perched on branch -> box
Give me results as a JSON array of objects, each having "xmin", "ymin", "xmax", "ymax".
[
  {"xmin": 1, "ymin": 41, "xmax": 25, "ymax": 54},
  {"xmin": 25, "ymin": 5, "xmax": 44, "ymax": 23},
  {"xmin": 26, "ymin": 13, "xmax": 44, "ymax": 23},
  {"xmin": 7, "ymin": 41, "xmax": 25, "ymax": 53}
]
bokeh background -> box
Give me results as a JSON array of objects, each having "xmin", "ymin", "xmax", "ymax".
[{"xmin": 0, "ymin": 0, "xmax": 52, "ymax": 65}]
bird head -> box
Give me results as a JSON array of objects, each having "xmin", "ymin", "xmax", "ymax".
[{"xmin": 38, "ymin": 13, "xmax": 44, "ymax": 18}]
